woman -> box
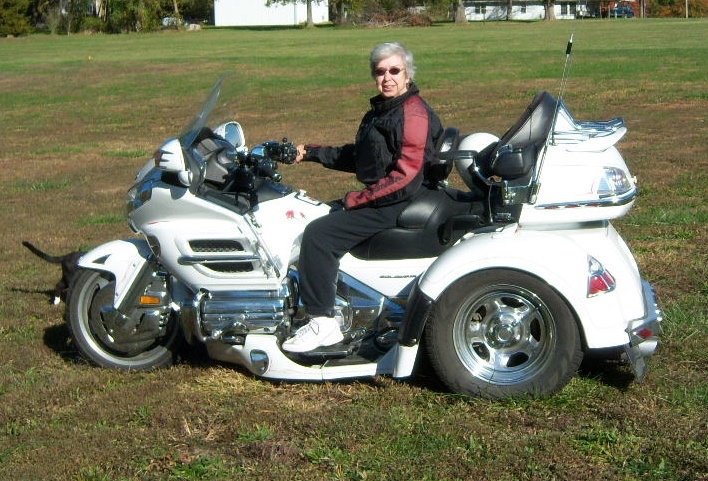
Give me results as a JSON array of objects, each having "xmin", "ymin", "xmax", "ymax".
[{"xmin": 282, "ymin": 41, "xmax": 443, "ymax": 353}]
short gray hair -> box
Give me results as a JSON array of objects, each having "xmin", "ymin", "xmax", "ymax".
[{"xmin": 369, "ymin": 42, "xmax": 416, "ymax": 81}]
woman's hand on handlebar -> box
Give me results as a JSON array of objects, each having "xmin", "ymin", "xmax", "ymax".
[{"xmin": 295, "ymin": 144, "xmax": 306, "ymax": 164}]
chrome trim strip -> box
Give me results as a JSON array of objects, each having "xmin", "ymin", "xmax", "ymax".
[
  {"xmin": 623, "ymin": 280, "xmax": 663, "ymax": 381},
  {"xmin": 629, "ymin": 280, "xmax": 663, "ymax": 341},
  {"xmin": 573, "ymin": 117, "xmax": 625, "ymax": 132},
  {"xmin": 179, "ymin": 255, "xmax": 260, "ymax": 265},
  {"xmin": 534, "ymin": 188, "xmax": 637, "ymax": 210}
]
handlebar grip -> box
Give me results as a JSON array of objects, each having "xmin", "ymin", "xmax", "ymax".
[
  {"xmin": 260, "ymin": 139, "xmax": 298, "ymax": 164},
  {"xmin": 257, "ymin": 161, "xmax": 282, "ymax": 182},
  {"xmin": 277, "ymin": 139, "xmax": 297, "ymax": 164}
]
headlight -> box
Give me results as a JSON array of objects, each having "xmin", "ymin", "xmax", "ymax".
[
  {"xmin": 126, "ymin": 185, "xmax": 139, "ymax": 215},
  {"xmin": 126, "ymin": 176, "xmax": 156, "ymax": 214},
  {"xmin": 127, "ymin": 184, "xmax": 138, "ymax": 204}
]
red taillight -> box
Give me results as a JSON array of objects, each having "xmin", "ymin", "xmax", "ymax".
[
  {"xmin": 587, "ymin": 257, "xmax": 616, "ymax": 297},
  {"xmin": 637, "ymin": 327, "xmax": 654, "ymax": 339},
  {"xmin": 589, "ymin": 270, "xmax": 616, "ymax": 295}
]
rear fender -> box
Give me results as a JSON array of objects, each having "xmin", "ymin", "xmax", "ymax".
[
  {"xmin": 79, "ymin": 239, "xmax": 152, "ymax": 306},
  {"xmin": 409, "ymin": 224, "xmax": 647, "ymax": 350},
  {"xmin": 405, "ymin": 227, "xmax": 606, "ymax": 347},
  {"xmin": 418, "ymin": 228, "xmax": 588, "ymax": 303}
]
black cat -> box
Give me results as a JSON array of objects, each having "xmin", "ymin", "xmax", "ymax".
[{"xmin": 22, "ymin": 241, "xmax": 85, "ymax": 305}]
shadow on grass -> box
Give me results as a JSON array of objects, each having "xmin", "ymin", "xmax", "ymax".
[
  {"xmin": 43, "ymin": 322, "xmax": 81, "ymax": 363},
  {"xmin": 407, "ymin": 345, "xmax": 638, "ymax": 397},
  {"xmin": 577, "ymin": 357, "xmax": 636, "ymax": 390},
  {"xmin": 42, "ymin": 320, "xmax": 215, "ymax": 368},
  {"xmin": 40, "ymin": 319, "xmax": 636, "ymax": 394},
  {"xmin": 408, "ymin": 349, "xmax": 452, "ymax": 395},
  {"xmin": 10, "ymin": 286, "xmax": 56, "ymax": 305}
]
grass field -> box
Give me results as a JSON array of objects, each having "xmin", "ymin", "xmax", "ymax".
[{"xmin": 0, "ymin": 19, "xmax": 706, "ymax": 481}]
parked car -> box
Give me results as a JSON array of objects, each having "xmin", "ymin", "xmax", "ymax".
[
  {"xmin": 576, "ymin": 7, "xmax": 596, "ymax": 18},
  {"xmin": 610, "ymin": 5, "xmax": 635, "ymax": 17},
  {"xmin": 161, "ymin": 16, "xmax": 186, "ymax": 28}
]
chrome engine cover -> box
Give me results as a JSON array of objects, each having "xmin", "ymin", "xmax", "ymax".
[
  {"xmin": 198, "ymin": 284, "xmax": 294, "ymax": 344},
  {"xmin": 180, "ymin": 270, "xmax": 407, "ymax": 348}
]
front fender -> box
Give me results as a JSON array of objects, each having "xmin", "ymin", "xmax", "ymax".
[{"xmin": 79, "ymin": 239, "xmax": 151, "ymax": 305}]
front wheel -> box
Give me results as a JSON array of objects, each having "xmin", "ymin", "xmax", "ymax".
[
  {"xmin": 68, "ymin": 269, "xmax": 182, "ymax": 370},
  {"xmin": 425, "ymin": 269, "xmax": 583, "ymax": 399}
]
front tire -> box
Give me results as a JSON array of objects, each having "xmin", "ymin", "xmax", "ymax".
[
  {"xmin": 68, "ymin": 269, "xmax": 182, "ymax": 370},
  {"xmin": 425, "ymin": 269, "xmax": 583, "ymax": 399}
]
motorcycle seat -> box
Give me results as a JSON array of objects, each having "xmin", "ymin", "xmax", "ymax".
[{"xmin": 349, "ymin": 187, "xmax": 483, "ymax": 261}]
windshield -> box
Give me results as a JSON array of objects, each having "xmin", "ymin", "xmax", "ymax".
[{"xmin": 179, "ymin": 77, "xmax": 224, "ymax": 148}]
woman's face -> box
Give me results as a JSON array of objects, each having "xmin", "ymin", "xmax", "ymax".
[{"xmin": 374, "ymin": 54, "xmax": 410, "ymax": 99}]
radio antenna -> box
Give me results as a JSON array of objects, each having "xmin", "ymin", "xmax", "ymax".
[
  {"xmin": 550, "ymin": 33, "xmax": 575, "ymax": 145},
  {"xmin": 531, "ymin": 34, "xmax": 575, "ymax": 204},
  {"xmin": 558, "ymin": 33, "xmax": 574, "ymax": 103}
]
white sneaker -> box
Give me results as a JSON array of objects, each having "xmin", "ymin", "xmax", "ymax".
[{"xmin": 282, "ymin": 316, "xmax": 344, "ymax": 353}]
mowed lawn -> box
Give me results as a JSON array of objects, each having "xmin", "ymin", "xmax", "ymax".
[{"xmin": 0, "ymin": 19, "xmax": 706, "ymax": 481}]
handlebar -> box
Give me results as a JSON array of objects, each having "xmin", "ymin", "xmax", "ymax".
[
  {"xmin": 261, "ymin": 139, "xmax": 297, "ymax": 165},
  {"xmin": 221, "ymin": 138, "xmax": 296, "ymax": 193},
  {"xmin": 212, "ymin": 136, "xmax": 300, "ymax": 210},
  {"xmin": 243, "ymin": 138, "xmax": 296, "ymax": 182},
  {"xmin": 254, "ymin": 159, "xmax": 282, "ymax": 182}
]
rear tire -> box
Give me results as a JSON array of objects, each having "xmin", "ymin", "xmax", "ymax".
[
  {"xmin": 425, "ymin": 269, "xmax": 583, "ymax": 399},
  {"xmin": 68, "ymin": 269, "xmax": 182, "ymax": 370}
]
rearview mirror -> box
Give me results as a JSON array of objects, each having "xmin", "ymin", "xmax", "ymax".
[{"xmin": 215, "ymin": 121, "xmax": 246, "ymax": 150}]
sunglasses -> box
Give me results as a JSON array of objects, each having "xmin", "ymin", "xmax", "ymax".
[{"xmin": 374, "ymin": 66, "xmax": 405, "ymax": 77}]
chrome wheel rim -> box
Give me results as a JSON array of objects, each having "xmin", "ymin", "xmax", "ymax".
[
  {"xmin": 452, "ymin": 284, "xmax": 557, "ymax": 385},
  {"xmin": 74, "ymin": 271, "xmax": 176, "ymax": 366}
]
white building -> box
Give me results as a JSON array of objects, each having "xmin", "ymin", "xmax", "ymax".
[
  {"xmin": 463, "ymin": 1, "xmax": 581, "ymax": 20},
  {"xmin": 214, "ymin": 0, "xmax": 329, "ymax": 27}
]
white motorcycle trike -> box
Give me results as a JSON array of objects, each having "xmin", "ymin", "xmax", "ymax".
[{"xmin": 68, "ymin": 79, "xmax": 662, "ymax": 398}]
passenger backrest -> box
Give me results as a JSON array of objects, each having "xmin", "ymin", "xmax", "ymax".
[
  {"xmin": 426, "ymin": 127, "xmax": 459, "ymax": 186},
  {"xmin": 489, "ymin": 91, "xmax": 557, "ymax": 180}
]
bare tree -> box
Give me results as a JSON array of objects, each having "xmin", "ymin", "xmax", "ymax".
[
  {"xmin": 172, "ymin": 0, "xmax": 182, "ymax": 24},
  {"xmin": 95, "ymin": 0, "xmax": 107, "ymax": 20},
  {"xmin": 545, "ymin": 0, "xmax": 557, "ymax": 19},
  {"xmin": 305, "ymin": 0, "xmax": 313, "ymax": 26},
  {"xmin": 454, "ymin": 0, "xmax": 468, "ymax": 22}
]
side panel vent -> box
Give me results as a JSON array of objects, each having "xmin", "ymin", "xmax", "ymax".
[
  {"xmin": 190, "ymin": 240, "xmax": 244, "ymax": 253},
  {"xmin": 206, "ymin": 262, "xmax": 254, "ymax": 273}
]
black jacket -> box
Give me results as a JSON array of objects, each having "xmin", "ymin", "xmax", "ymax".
[{"xmin": 304, "ymin": 84, "xmax": 443, "ymax": 209}]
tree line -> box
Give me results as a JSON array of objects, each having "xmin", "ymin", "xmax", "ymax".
[
  {"xmin": 1, "ymin": 0, "xmax": 705, "ymax": 37},
  {"xmin": 1, "ymin": 0, "xmax": 212, "ymax": 35}
]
